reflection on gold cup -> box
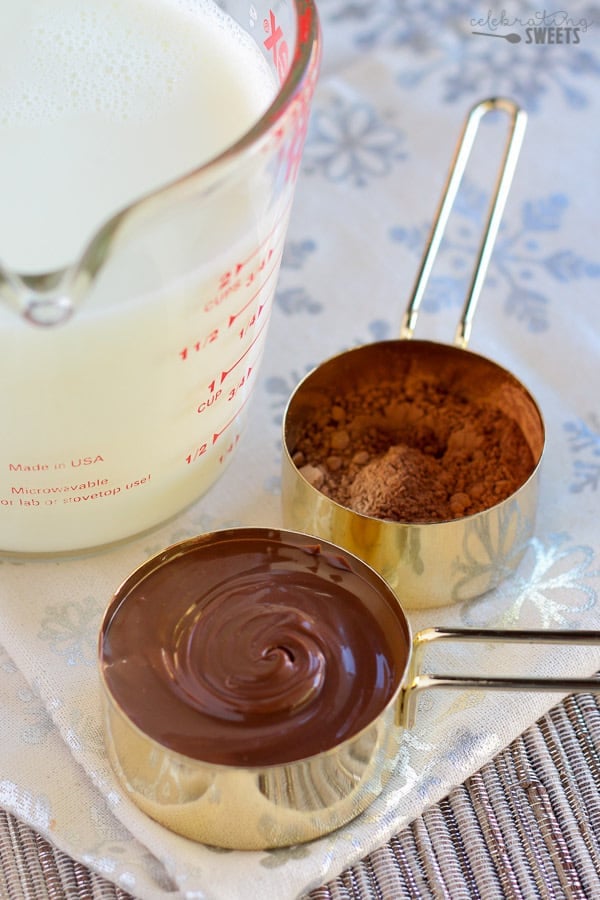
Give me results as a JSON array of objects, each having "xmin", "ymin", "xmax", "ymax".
[
  {"xmin": 101, "ymin": 685, "xmax": 402, "ymax": 849},
  {"xmin": 281, "ymin": 340, "xmax": 545, "ymax": 609}
]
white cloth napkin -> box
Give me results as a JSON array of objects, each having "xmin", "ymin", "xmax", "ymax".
[{"xmin": 2, "ymin": 2, "xmax": 600, "ymax": 897}]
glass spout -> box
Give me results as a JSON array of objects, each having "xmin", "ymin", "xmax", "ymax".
[{"xmin": 0, "ymin": 264, "xmax": 76, "ymax": 326}]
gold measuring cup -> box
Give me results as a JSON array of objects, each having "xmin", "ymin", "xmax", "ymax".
[
  {"xmin": 281, "ymin": 97, "xmax": 544, "ymax": 609},
  {"xmin": 98, "ymin": 528, "xmax": 600, "ymax": 850}
]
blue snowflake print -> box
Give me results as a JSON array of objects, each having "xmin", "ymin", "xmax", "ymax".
[
  {"xmin": 321, "ymin": 0, "xmax": 600, "ymax": 112},
  {"xmin": 390, "ymin": 189, "xmax": 600, "ymax": 332},
  {"xmin": 324, "ymin": 0, "xmax": 470, "ymax": 54},
  {"xmin": 364, "ymin": 319, "xmax": 392, "ymax": 342},
  {"xmin": 264, "ymin": 369, "xmax": 313, "ymax": 427},
  {"xmin": 303, "ymin": 96, "xmax": 406, "ymax": 187},
  {"xmin": 434, "ymin": 39, "xmax": 600, "ymax": 112},
  {"xmin": 324, "ymin": 319, "xmax": 393, "ymax": 350},
  {"xmin": 276, "ymin": 239, "xmax": 322, "ymax": 315},
  {"xmin": 281, "ymin": 238, "xmax": 317, "ymax": 270},
  {"xmin": 38, "ymin": 596, "xmax": 100, "ymax": 667},
  {"xmin": 276, "ymin": 287, "xmax": 323, "ymax": 316},
  {"xmin": 565, "ymin": 415, "xmax": 600, "ymax": 493},
  {"xmin": 142, "ymin": 510, "xmax": 235, "ymax": 557},
  {"xmin": 17, "ymin": 685, "xmax": 54, "ymax": 746},
  {"xmin": 461, "ymin": 533, "xmax": 598, "ymax": 629}
]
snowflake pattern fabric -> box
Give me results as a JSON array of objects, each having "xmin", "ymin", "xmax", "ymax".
[{"xmin": 0, "ymin": 2, "xmax": 599, "ymax": 899}]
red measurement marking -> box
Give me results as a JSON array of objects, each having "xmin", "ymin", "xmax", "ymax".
[
  {"xmin": 211, "ymin": 392, "xmax": 253, "ymax": 445},
  {"xmin": 227, "ymin": 250, "xmax": 283, "ymax": 328},
  {"xmin": 217, "ymin": 262, "xmax": 244, "ymax": 293},
  {"xmin": 228, "ymin": 248, "xmax": 280, "ymax": 327},
  {"xmin": 179, "ymin": 328, "xmax": 220, "ymax": 361},
  {"xmin": 219, "ymin": 311, "xmax": 271, "ymax": 385},
  {"xmin": 185, "ymin": 443, "xmax": 208, "ymax": 465},
  {"xmin": 263, "ymin": 10, "xmax": 289, "ymax": 84},
  {"xmin": 206, "ymin": 192, "xmax": 294, "ymax": 314},
  {"xmin": 197, "ymin": 388, "xmax": 222, "ymax": 414},
  {"xmin": 228, "ymin": 289, "xmax": 263, "ymax": 329},
  {"xmin": 264, "ymin": 10, "xmax": 283, "ymax": 63},
  {"xmin": 297, "ymin": 3, "xmax": 314, "ymax": 47},
  {"xmin": 181, "ymin": 234, "xmax": 281, "ymax": 357},
  {"xmin": 218, "ymin": 433, "xmax": 241, "ymax": 466},
  {"xmin": 236, "ymin": 305, "xmax": 264, "ymax": 343}
]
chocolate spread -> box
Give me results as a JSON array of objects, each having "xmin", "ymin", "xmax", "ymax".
[{"xmin": 100, "ymin": 530, "xmax": 409, "ymax": 766}]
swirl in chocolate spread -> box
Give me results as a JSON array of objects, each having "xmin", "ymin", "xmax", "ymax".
[
  {"xmin": 165, "ymin": 575, "xmax": 330, "ymax": 718},
  {"xmin": 100, "ymin": 531, "xmax": 409, "ymax": 766}
]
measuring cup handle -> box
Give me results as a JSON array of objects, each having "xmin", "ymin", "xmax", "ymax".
[
  {"xmin": 398, "ymin": 626, "xmax": 600, "ymax": 728},
  {"xmin": 400, "ymin": 97, "xmax": 528, "ymax": 349}
]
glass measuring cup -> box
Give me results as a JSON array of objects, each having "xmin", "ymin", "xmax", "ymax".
[{"xmin": 0, "ymin": 0, "xmax": 320, "ymax": 555}]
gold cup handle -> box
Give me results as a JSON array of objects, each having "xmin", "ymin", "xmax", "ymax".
[
  {"xmin": 398, "ymin": 627, "xmax": 600, "ymax": 728},
  {"xmin": 400, "ymin": 96, "xmax": 528, "ymax": 349}
]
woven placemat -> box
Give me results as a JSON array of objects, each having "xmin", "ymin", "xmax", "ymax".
[{"xmin": 2, "ymin": 691, "xmax": 599, "ymax": 900}]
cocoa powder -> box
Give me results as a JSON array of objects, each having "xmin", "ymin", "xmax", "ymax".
[{"xmin": 291, "ymin": 373, "xmax": 535, "ymax": 524}]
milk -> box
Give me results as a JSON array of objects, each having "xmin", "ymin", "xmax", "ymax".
[
  {"xmin": 0, "ymin": 0, "xmax": 275, "ymax": 271},
  {"xmin": 0, "ymin": 0, "xmax": 295, "ymax": 553}
]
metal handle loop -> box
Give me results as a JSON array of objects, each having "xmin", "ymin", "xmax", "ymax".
[
  {"xmin": 400, "ymin": 97, "xmax": 528, "ymax": 349},
  {"xmin": 398, "ymin": 627, "xmax": 600, "ymax": 727}
]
